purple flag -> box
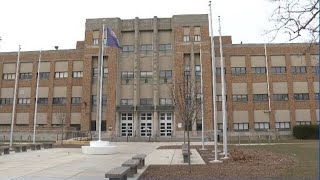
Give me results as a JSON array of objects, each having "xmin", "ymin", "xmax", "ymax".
[{"xmin": 105, "ymin": 27, "xmax": 122, "ymax": 49}]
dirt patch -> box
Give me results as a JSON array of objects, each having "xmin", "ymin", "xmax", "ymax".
[{"xmin": 139, "ymin": 145, "xmax": 296, "ymax": 179}]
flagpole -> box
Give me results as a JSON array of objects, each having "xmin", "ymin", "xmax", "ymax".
[
  {"xmin": 218, "ymin": 16, "xmax": 228, "ymax": 159},
  {"xmin": 209, "ymin": 1, "xmax": 221, "ymax": 163},
  {"xmin": 200, "ymin": 44, "xmax": 206, "ymax": 150},
  {"xmin": 10, "ymin": 45, "xmax": 21, "ymax": 147},
  {"xmin": 98, "ymin": 24, "xmax": 105, "ymax": 141},
  {"xmin": 264, "ymin": 44, "xmax": 271, "ymax": 112},
  {"xmin": 33, "ymin": 50, "xmax": 41, "ymax": 144}
]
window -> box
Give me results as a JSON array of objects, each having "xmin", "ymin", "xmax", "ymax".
[
  {"xmin": 251, "ymin": 67, "xmax": 266, "ymax": 74},
  {"xmin": 194, "ymin": 35, "xmax": 201, "ymax": 42},
  {"xmin": 232, "ymin": 95, "xmax": 248, "ymax": 102},
  {"xmin": 312, "ymin": 66, "xmax": 319, "ymax": 74},
  {"xmin": 216, "ymin": 95, "xmax": 227, "ymax": 102},
  {"xmin": 216, "ymin": 67, "xmax": 226, "ymax": 75},
  {"xmin": 53, "ymin": 97, "xmax": 67, "ymax": 104},
  {"xmin": 0, "ymin": 98, "xmax": 13, "ymax": 105},
  {"xmin": 93, "ymin": 38, "xmax": 99, "ymax": 45},
  {"xmin": 159, "ymin": 98, "xmax": 172, "ymax": 105},
  {"xmin": 18, "ymin": 98, "xmax": 31, "ymax": 104},
  {"xmin": 159, "ymin": 70, "xmax": 172, "ymax": 83},
  {"xmin": 273, "ymin": 94, "xmax": 289, "ymax": 101},
  {"xmin": 140, "ymin": 71, "xmax": 152, "ymax": 83},
  {"xmin": 140, "ymin": 44, "xmax": 153, "ymax": 55},
  {"xmin": 294, "ymin": 93, "xmax": 309, "ymax": 101},
  {"xmin": 121, "ymin": 71, "xmax": 134, "ymax": 84},
  {"xmin": 183, "ymin": 35, "xmax": 190, "ymax": 42},
  {"xmin": 38, "ymin": 72, "xmax": 50, "ymax": 79},
  {"xmin": 37, "ymin": 98, "xmax": 48, "ymax": 104},
  {"xmin": 272, "ymin": 67, "xmax": 286, "ymax": 74},
  {"xmin": 73, "ymin": 71, "xmax": 83, "ymax": 78},
  {"xmin": 217, "ymin": 123, "xmax": 223, "ymax": 130},
  {"xmin": 231, "ymin": 67, "xmax": 246, "ymax": 75},
  {"xmin": 296, "ymin": 121, "xmax": 311, "ymax": 125},
  {"xmin": 3, "ymin": 73, "xmax": 15, "ymax": 80},
  {"xmin": 275, "ymin": 122, "xmax": 290, "ymax": 130},
  {"xmin": 233, "ymin": 123, "xmax": 249, "ymax": 131},
  {"xmin": 195, "ymin": 65, "xmax": 201, "ymax": 80},
  {"xmin": 19, "ymin": 73, "xmax": 32, "ymax": 80},
  {"xmin": 159, "ymin": 44, "xmax": 172, "ymax": 55},
  {"xmin": 122, "ymin": 45, "xmax": 134, "ymax": 52},
  {"xmin": 92, "ymin": 68, "xmax": 98, "ymax": 78},
  {"xmin": 253, "ymin": 94, "xmax": 268, "ymax": 102},
  {"xmin": 255, "ymin": 122, "xmax": 269, "ymax": 130},
  {"xmin": 121, "ymin": 99, "xmax": 133, "ymax": 105},
  {"xmin": 54, "ymin": 72, "xmax": 68, "ymax": 78},
  {"xmin": 291, "ymin": 66, "xmax": 306, "ymax": 74},
  {"xmin": 315, "ymin": 93, "xmax": 319, "ymax": 100},
  {"xmin": 72, "ymin": 97, "xmax": 81, "ymax": 104},
  {"xmin": 184, "ymin": 66, "xmax": 190, "ymax": 76},
  {"xmin": 91, "ymin": 120, "xmax": 96, "ymax": 131},
  {"xmin": 103, "ymin": 68, "xmax": 108, "ymax": 78},
  {"xmin": 140, "ymin": 98, "xmax": 153, "ymax": 105},
  {"xmin": 102, "ymin": 95, "xmax": 107, "ymax": 106}
]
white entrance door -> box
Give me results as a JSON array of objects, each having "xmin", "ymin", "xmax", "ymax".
[
  {"xmin": 140, "ymin": 112, "xmax": 152, "ymax": 137},
  {"xmin": 120, "ymin": 113, "xmax": 133, "ymax": 137},
  {"xmin": 159, "ymin": 112, "xmax": 172, "ymax": 136}
]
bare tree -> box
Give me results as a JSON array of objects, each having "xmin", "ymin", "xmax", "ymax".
[
  {"xmin": 54, "ymin": 106, "xmax": 67, "ymax": 145},
  {"xmin": 267, "ymin": 0, "xmax": 319, "ymax": 42},
  {"xmin": 170, "ymin": 75, "xmax": 202, "ymax": 168}
]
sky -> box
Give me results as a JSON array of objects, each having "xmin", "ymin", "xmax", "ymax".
[{"xmin": 0, "ymin": 0, "xmax": 290, "ymax": 52}]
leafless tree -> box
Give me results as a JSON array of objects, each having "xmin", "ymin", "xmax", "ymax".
[
  {"xmin": 54, "ymin": 106, "xmax": 67, "ymax": 145},
  {"xmin": 170, "ymin": 75, "xmax": 202, "ymax": 168},
  {"xmin": 266, "ymin": 0, "xmax": 319, "ymax": 42}
]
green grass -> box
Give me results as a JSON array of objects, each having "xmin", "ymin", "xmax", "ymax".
[{"xmin": 238, "ymin": 141, "xmax": 319, "ymax": 179}]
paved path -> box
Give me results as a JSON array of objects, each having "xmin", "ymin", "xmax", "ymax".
[{"xmin": 0, "ymin": 142, "xmax": 208, "ymax": 180}]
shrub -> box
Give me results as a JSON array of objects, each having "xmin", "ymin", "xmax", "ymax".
[{"xmin": 293, "ymin": 125, "xmax": 319, "ymax": 139}]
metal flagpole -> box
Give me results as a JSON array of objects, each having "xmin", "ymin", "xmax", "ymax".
[
  {"xmin": 218, "ymin": 16, "xmax": 228, "ymax": 159},
  {"xmin": 209, "ymin": 1, "xmax": 221, "ymax": 163},
  {"xmin": 33, "ymin": 50, "xmax": 41, "ymax": 144},
  {"xmin": 10, "ymin": 45, "xmax": 21, "ymax": 147},
  {"xmin": 200, "ymin": 44, "xmax": 206, "ymax": 150},
  {"xmin": 264, "ymin": 44, "xmax": 271, "ymax": 112},
  {"xmin": 98, "ymin": 24, "xmax": 105, "ymax": 141}
]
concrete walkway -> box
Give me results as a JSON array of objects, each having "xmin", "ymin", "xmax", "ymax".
[{"xmin": 0, "ymin": 142, "xmax": 208, "ymax": 180}]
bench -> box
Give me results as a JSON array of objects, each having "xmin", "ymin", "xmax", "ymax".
[
  {"xmin": 30, "ymin": 143, "xmax": 42, "ymax": 150},
  {"xmin": 0, "ymin": 146, "xmax": 10, "ymax": 155},
  {"xmin": 13, "ymin": 145, "xmax": 28, "ymax": 153},
  {"xmin": 132, "ymin": 154, "xmax": 146, "ymax": 169},
  {"xmin": 43, "ymin": 143, "xmax": 53, "ymax": 149},
  {"xmin": 105, "ymin": 166, "xmax": 130, "ymax": 180},
  {"xmin": 121, "ymin": 159, "xmax": 140, "ymax": 177}
]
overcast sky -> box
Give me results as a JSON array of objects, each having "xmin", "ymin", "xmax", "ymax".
[{"xmin": 0, "ymin": 0, "xmax": 292, "ymax": 52}]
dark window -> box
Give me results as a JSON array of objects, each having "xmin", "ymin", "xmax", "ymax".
[
  {"xmin": 92, "ymin": 68, "xmax": 98, "ymax": 78},
  {"xmin": 272, "ymin": 67, "xmax": 286, "ymax": 74},
  {"xmin": 255, "ymin": 122, "xmax": 269, "ymax": 130},
  {"xmin": 53, "ymin": 97, "xmax": 67, "ymax": 104},
  {"xmin": 140, "ymin": 71, "xmax": 152, "ymax": 83},
  {"xmin": 140, "ymin": 44, "xmax": 153, "ymax": 55},
  {"xmin": 195, "ymin": 65, "xmax": 201, "ymax": 79},
  {"xmin": 315, "ymin": 93, "xmax": 319, "ymax": 100},
  {"xmin": 122, "ymin": 45, "xmax": 134, "ymax": 52},
  {"xmin": 273, "ymin": 94, "xmax": 289, "ymax": 101},
  {"xmin": 0, "ymin": 98, "xmax": 13, "ymax": 105},
  {"xmin": 231, "ymin": 67, "xmax": 246, "ymax": 75},
  {"xmin": 159, "ymin": 70, "xmax": 172, "ymax": 83},
  {"xmin": 38, "ymin": 72, "xmax": 50, "ymax": 79},
  {"xmin": 312, "ymin": 66, "xmax": 319, "ymax": 74},
  {"xmin": 291, "ymin": 66, "xmax": 307, "ymax": 74},
  {"xmin": 72, "ymin": 97, "xmax": 81, "ymax": 104},
  {"xmin": 121, "ymin": 71, "xmax": 134, "ymax": 84},
  {"xmin": 216, "ymin": 67, "xmax": 226, "ymax": 75},
  {"xmin": 275, "ymin": 122, "xmax": 290, "ymax": 130},
  {"xmin": 251, "ymin": 67, "xmax": 266, "ymax": 74},
  {"xmin": 232, "ymin": 95, "xmax": 248, "ymax": 102},
  {"xmin": 19, "ymin": 73, "xmax": 32, "ymax": 80},
  {"xmin": 90, "ymin": 121, "xmax": 96, "ymax": 131},
  {"xmin": 140, "ymin": 98, "xmax": 153, "ymax": 105},
  {"xmin": 159, "ymin": 44, "xmax": 172, "ymax": 55},
  {"xmin": 37, "ymin": 98, "xmax": 48, "ymax": 104},
  {"xmin": 294, "ymin": 93, "xmax": 309, "ymax": 101},
  {"xmin": 253, "ymin": 94, "xmax": 268, "ymax": 102}
]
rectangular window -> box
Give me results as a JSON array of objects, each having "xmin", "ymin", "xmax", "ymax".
[
  {"xmin": 159, "ymin": 44, "xmax": 172, "ymax": 55},
  {"xmin": 140, "ymin": 98, "xmax": 153, "ymax": 105},
  {"xmin": 121, "ymin": 71, "xmax": 134, "ymax": 84},
  {"xmin": 216, "ymin": 95, "xmax": 227, "ymax": 102},
  {"xmin": 233, "ymin": 123, "xmax": 249, "ymax": 131},
  {"xmin": 195, "ymin": 65, "xmax": 201, "ymax": 79},
  {"xmin": 73, "ymin": 71, "xmax": 83, "ymax": 78},
  {"xmin": 121, "ymin": 99, "xmax": 133, "ymax": 105},
  {"xmin": 18, "ymin": 98, "xmax": 31, "ymax": 104},
  {"xmin": 38, "ymin": 72, "xmax": 50, "ymax": 80},
  {"xmin": 0, "ymin": 98, "xmax": 13, "ymax": 105},
  {"xmin": 37, "ymin": 98, "xmax": 48, "ymax": 104},
  {"xmin": 194, "ymin": 35, "xmax": 201, "ymax": 42},
  {"xmin": 312, "ymin": 66, "xmax": 319, "ymax": 74},
  {"xmin": 296, "ymin": 121, "xmax": 311, "ymax": 125},
  {"xmin": 232, "ymin": 95, "xmax": 248, "ymax": 102},
  {"xmin": 53, "ymin": 97, "xmax": 67, "ymax": 104},
  {"xmin": 231, "ymin": 67, "xmax": 246, "ymax": 75},
  {"xmin": 183, "ymin": 35, "xmax": 190, "ymax": 42},
  {"xmin": 251, "ymin": 67, "xmax": 266, "ymax": 74},
  {"xmin": 275, "ymin": 122, "xmax": 290, "ymax": 130},
  {"xmin": 71, "ymin": 97, "xmax": 81, "ymax": 104},
  {"xmin": 140, "ymin": 44, "xmax": 153, "ymax": 55},
  {"xmin": 159, "ymin": 70, "xmax": 172, "ymax": 83},
  {"xmin": 19, "ymin": 73, "xmax": 32, "ymax": 80},
  {"xmin": 159, "ymin": 98, "xmax": 172, "ymax": 105},
  {"xmin": 216, "ymin": 67, "xmax": 226, "ymax": 76},
  {"xmin": 294, "ymin": 93, "xmax": 309, "ymax": 101},
  {"xmin": 93, "ymin": 38, "xmax": 99, "ymax": 45},
  {"xmin": 122, "ymin": 45, "xmax": 134, "ymax": 52},
  {"xmin": 103, "ymin": 68, "xmax": 108, "ymax": 78},
  {"xmin": 184, "ymin": 66, "xmax": 190, "ymax": 77},
  {"xmin": 272, "ymin": 67, "xmax": 286, "ymax": 74},
  {"xmin": 91, "ymin": 120, "xmax": 96, "ymax": 131},
  {"xmin": 273, "ymin": 94, "xmax": 289, "ymax": 101},
  {"xmin": 254, "ymin": 122, "xmax": 269, "ymax": 130},
  {"xmin": 315, "ymin": 93, "xmax": 319, "ymax": 100},
  {"xmin": 140, "ymin": 71, "xmax": 152, "ymax": 83},
  {"xmin": 54, "ymin": 72, "xmax": 68, "ymax": 78},
  {"xmin": 253, "ymin": 94, "xmax": 268, "ymax": 102},
  {"xmin": 102, "ymin": 96, "xmax": 107, "ymax": 106},
  {"xmin": 3, "ymin": 73, "xmax": 15, "ymax": 80},
  {"xmin": 291, "ymin": 66, "xmax": 307, "ymax": 74},
  {"xmin": 92, "ymin": 68, "xmax": 98, "ymax": 78}
]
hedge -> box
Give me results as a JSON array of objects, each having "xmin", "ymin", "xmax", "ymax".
[{"xmin": 293, "ymin": 125, "xmax": 319, "ymax": 139}]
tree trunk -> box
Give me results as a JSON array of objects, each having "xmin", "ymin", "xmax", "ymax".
[
  {"xmin": 61, "ymin": 124, "xmax": 64, "ymax": 145},
  {"xmin": 184, "ymin": 127, "xmax": 186, "ymax": 144},
  {"xmin": 187, "ymin": 122, "xmax": 191, "ymax": 173}
]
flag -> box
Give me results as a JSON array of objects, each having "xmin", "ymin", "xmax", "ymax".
[{"xmin": 105, "ymin": 27, "xmax": 122, "ymax": 49}]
